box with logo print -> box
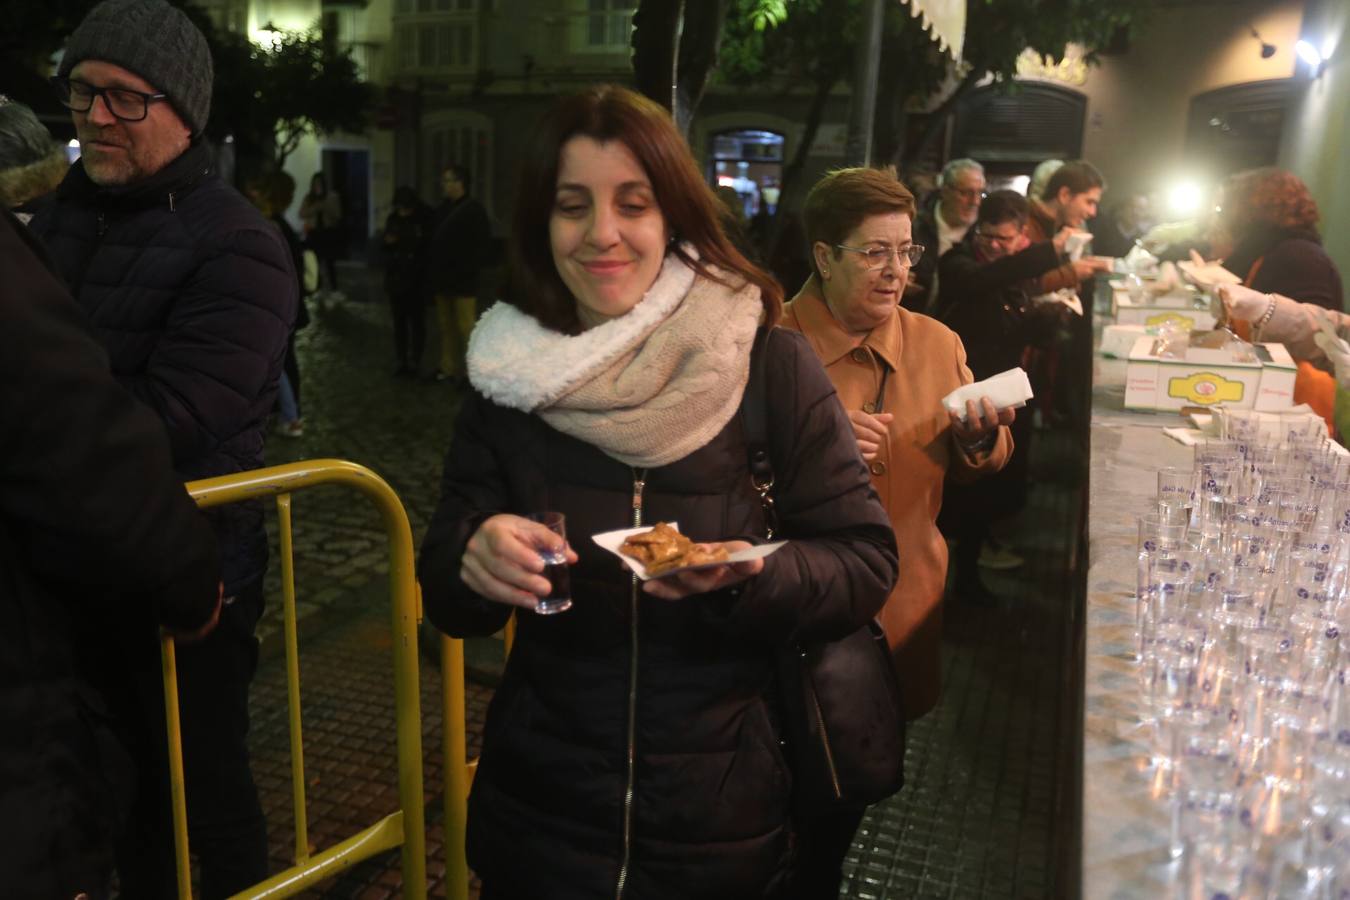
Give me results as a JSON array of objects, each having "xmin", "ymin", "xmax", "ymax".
[
  {"xmin": 1111, "ymin": 285, "xmax": 1218, "ymax": 332},
  {"xmin": 1122, "ymin": 336, "xmax": 1296, "ymax": 413}
]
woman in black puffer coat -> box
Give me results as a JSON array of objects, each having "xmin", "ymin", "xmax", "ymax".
[{"xmin": 418, "ymin": 86, "xmax": 898, "ymax": 900}]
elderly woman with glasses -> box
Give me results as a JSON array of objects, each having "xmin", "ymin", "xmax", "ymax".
[{"xmin": 779, "ymin": 166, "xmax": 1013, "ymax": 895}]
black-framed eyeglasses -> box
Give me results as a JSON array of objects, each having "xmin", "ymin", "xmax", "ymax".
[
  {"xmin": 51, "ymin": 76, "xmax": 166, "ymax": 122},
  {"xmin": 975, "ymin": 230, "xmax": 1020, "ymax": 247},
  {"xmin": 835, "ymin": 243, "xmax": 924, "ymax": 270},
  {"xmin": 948, "ymin": 187, "xmax": 988, "ymax": 202}
]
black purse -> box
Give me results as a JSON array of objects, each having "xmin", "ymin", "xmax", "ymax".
[{"xmin": 742, "ymin": 328, "xmax": 906, "ymax": 812}]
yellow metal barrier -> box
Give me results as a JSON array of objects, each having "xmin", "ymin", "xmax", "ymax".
[
  {"xmin": 441, "ymin": 613, "xmax": 515, "ymax": 900},
  {"xmin": 162, "ymin": 459, "xmax": 426, "ymax": 899}
]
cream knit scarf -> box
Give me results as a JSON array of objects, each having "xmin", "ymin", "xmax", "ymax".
[{"xmin": 466, "ymin": 249, "xmax": 763, "ymax": 468}]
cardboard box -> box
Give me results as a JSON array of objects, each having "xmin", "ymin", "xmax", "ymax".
[
  {"xmin": 1112, "ymin": 287, "xmax": 1217, "ymax": 331},
  {"xmin": 1122, "ymin": 336, "xmax": 1297, "ymax": 412}
]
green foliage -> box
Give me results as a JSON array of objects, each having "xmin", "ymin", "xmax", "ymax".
[
  {"xmin": 747, "ymin": 0, "xmax": 790, "ymax": 31},
  {"xmin": 719, "ymin": 0, "xmax": 1138, "ymax": 164},
  {"xmin": 182, "ymin": 7, "xmax": 375, "ymax": 168}
]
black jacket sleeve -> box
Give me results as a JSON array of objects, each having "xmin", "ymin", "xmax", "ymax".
[
  {"xmin": 940, "ymin": 240, "xmax": 1063, "ymax": 299},
  {"xmin": 724, "ymin": 329, "xmax": 899, "ymax": 644},
  {"xmin": 417, "ymin": 393, "xmax": 515, "ymax": 638},
  {"xmin": 117, "ymin": 224, "xmax": 297, "ymax": 464},
  {"xmin": 0, "ymin": 211, "xmax": 220, "ymax": 630}
]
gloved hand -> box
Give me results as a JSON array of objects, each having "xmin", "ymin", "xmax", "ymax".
[
  {"xmin": 1213, "ymin": 283, "xmax": 1271, "ymax": 324},
  {"xmin": 1313, "ymin": 329, "xmax": 1350, "ymax": 390}
]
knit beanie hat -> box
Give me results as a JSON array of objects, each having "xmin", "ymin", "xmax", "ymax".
[{"xmin": 58, "ymin": 0, "xmax": 214, "ymax": 136}]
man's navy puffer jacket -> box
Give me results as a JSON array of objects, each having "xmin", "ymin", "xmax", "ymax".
[{"xmin": 31, "ymin": 142, "xmax": 297, "ymax": 595}]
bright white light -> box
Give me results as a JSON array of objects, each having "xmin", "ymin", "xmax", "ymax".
[
  {"xmin": 67, "ymin": 138, "xmax": 80, "ymax": 148},
  {"xmin": 1168, "ymin": 181, "xmax": 1203, "ymax": 217},
  {"xmin": 1295, "ymin": 40, "xmax": 1323, "ymax": 68},
  {"xmin": 1322, "ymin": 36, "xmax": 1337, "ymax": 60}
]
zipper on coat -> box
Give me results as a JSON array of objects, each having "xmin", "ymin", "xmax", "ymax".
[
  {"xmin": 806, "ymin": 655, "xmax": 843, "ymax": 800},
  {"xmin": 615, "ymin": 467, "xmax": 646, "ymax": 900}
]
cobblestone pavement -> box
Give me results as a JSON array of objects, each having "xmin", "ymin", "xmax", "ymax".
[{"xmin": 236, "ymin": 264, "xmax": 1081, "ymax": 897}]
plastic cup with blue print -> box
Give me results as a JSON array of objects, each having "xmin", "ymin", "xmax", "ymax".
[{"xmin": 529, "ymin": 511, "xmax": 573, "ymax": 614}]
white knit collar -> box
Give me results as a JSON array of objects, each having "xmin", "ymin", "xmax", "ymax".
[{"xmin": 467, "ymin": 248, "xmax": 697, "ymax": 412}]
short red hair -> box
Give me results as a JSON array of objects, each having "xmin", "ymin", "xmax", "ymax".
[{"xmin": 1225, "ymin": 167, "xmax": 1320, "ymax": 234}]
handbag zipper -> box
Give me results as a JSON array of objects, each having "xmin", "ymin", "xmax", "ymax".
[
  {"xmin": 615, "ymin": 467, "xmax": 646, "ymax": 899},
  {"xmin": 806, "ymin": 655, "xmax": 843, "ymax": 800}
]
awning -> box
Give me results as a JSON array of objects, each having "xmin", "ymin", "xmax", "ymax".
[{"xmin": 903, "ymin": 0, "xmax": 965, "ymax": 60}]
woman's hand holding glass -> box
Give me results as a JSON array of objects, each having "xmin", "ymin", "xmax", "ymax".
[
  {"xmin": 461, "ymin": 513, "xmax": 579, "ymax": 611},
  {"xmin": 641, "ymin": 541, "xmax": 764, "ymax": 600},
  {"xmin": 948, "ymin": 397, "xmax": 1015, "ymax": 446}
]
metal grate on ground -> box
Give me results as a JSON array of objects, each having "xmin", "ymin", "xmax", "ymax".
[{"xmin": 840, "ymin": 425, "xmax": 1082, "ymax": 900}]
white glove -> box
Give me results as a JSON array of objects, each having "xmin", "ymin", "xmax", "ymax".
[
  {"xmin": 1313, "ymin": 330, "xmax": 1350, "ymax": 390},
  {"xmin": 1216, "ymin": 283, "xmax": 1271, "ymax": 322}
]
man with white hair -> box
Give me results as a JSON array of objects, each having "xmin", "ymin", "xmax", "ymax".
[{"xmin": 909, "ymin": 157, "xmax": 986, "ymax": 312}]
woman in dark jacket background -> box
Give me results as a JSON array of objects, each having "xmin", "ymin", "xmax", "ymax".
[
  {"xmin": 417, "ymin": 85, "xmax": 898, "ymax": 900},
  {"xmin": 1220, "ymin": 167, "xmax": 1343, "ymax": 311}
]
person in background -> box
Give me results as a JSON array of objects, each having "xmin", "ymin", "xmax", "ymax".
[
  {"xmin": 1, "ymin": 206, "xmax": 223, "ymax": 900},
  {"xmin": 909, "ymin": 157, "xmax": 986, "ymax": 312},
  {"xmin": 938, "ymin": 190, "xmax": 1088, "ymax": 595},
  {"xmin": 30, "ymin": 0, "xmax": 297, "ymax": 892},
  {"xmin": 426, "ymin": 162, "xmax": 490, "ymax": 384},
  {"xmin": 1025, "ymin": 160, "xmax": 1114, "ymax": 429},
  {"xmin": 1026, "ymin": 158, "xmax": 1064, "ymax": 207},
  {"xmin": 1090, "ymin": 191, "xmax": 1152, "ymax": 258},
  {"xmin": 1218, "ymin": 167, "xmax": 1342, "ymax": 311},
  {"xmin": 383, "ymin": 184, "xmax": 433, "ymax": 376},
  {"xmin": 780, "ymin": 166, "xmax": 1013, "ymax": 894},
  {"xmin": 247, "ymin": 170, "xmax": 310, "ymax": 438},
  {"xmin": 300, "ymin": 171, "xmax": 343, "ymax": 301},
  {"xmin": 418, "ymin": 85, "xmax": 897, "ymax": 900},
  {"xmin": 0, "ymin": 97, "xmax": 68, "ymax": 222}
]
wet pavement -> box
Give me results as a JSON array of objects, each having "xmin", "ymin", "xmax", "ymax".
[{"xmin": 233, "ymin": 262, "xmax": 1081, "ymax": 898}]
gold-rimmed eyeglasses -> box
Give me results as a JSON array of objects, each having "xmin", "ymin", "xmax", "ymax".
[{"xmin": 835, "ymin": 243, "xmax": 925, "ymax": 270}]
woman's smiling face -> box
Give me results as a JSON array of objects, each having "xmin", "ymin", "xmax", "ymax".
[{"xmin": 550, "ymin": 136, "xmax": 669, "ymax": 323}]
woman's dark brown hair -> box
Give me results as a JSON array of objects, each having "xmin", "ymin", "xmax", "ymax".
[
  {"xmin": 507, "ymin": 84, "xmax": 782, "ymax": 332},
  {"xmin": 802, "ymin": 167, "xmax": 916, "ymax": 279}
]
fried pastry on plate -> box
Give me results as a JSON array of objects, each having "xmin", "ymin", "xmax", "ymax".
[{"xmin": 619, "ymin": 522, "xmax": 728, "ymax": 575}]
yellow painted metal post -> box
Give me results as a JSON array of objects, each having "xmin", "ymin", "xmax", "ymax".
[
  {"xmin": 174, "ymin": 460, "xmax": 427, "ymax": 900},
  {"xmin": 377, "ymin": 480, "xmax": 428, "ymax": 900},
  {"xmin": 160, "ymin": 636, "xmax": 193, "ymax": 899},
  {"xmin": 442, "ymin": 634, "xmax": 470, "ymax": 900},
  {"xmin": 276, "ymin": 493, "xmax": 309, "ymax": 865}
]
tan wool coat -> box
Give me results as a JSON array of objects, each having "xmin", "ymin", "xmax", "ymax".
[{"xmin": 782, "ymin": 279, "xmax": 1012, "ymax": 719}]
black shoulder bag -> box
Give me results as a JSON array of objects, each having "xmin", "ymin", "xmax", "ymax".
[{"xmin": 742, "ymin": 328, "xmax": 906, "ymax": 812}]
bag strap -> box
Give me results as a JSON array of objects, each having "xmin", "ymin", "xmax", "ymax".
[{"xmin": 742, "ymin": 327, "xmax": 778, "ymax": 539}]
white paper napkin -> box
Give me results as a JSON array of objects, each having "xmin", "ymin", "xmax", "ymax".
[
  {"xmin": 1163, "ymin": 427, "xmax": 1206, "ymax": 447},
  {"xmin": 942, "ymin": 367, "xmax": 1034, "ymax": 421}
]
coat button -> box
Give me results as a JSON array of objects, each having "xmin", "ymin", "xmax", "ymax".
[
  {"xmin": 870, "ymin": 461, "xmax": 887, "ymax": 476},
  {"xmin": 851, "ymin": 348, "xmax": 869, "ymax": 363},
  {"xmin": 862, "ymin": 401, "xmax": 876, "ymax": 414}
]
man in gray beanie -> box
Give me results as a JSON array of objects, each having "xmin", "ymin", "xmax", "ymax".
[{"xmin": 30, "ymin": 0, "xmax": 296, "ymax": 896}]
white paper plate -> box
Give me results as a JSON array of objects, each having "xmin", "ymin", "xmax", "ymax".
[{"xmin": 591, "ymin": 522, "xmax": 787, "ymax": 581}]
